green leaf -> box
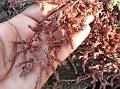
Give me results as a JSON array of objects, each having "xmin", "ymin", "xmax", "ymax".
[
  {"xmin": 110, "ymin": 0, "xmax": 120, "ymax": 10},
  {"xmin": 117, "ymin": 24, "xmax": 120, "ymax": 27}
]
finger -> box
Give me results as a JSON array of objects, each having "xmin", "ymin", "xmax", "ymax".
[
  {"xmin": 40, "ymin": 15, "xmax": 94, "ymax": 88},
  {"xmin": 40, "ymin": 23, "xmax": 92, "ymax": 88},
  {"xmin": 56, "ymin": 15, "xmax": 94, "ymax": 61},
  {"xmin": 22, "ymin": 2, "xmax": 59, "ymax": 22},
  {"xmin": 56, "ymin": 25, "xmax": 91, "ymax": 61},
  {"xmin": 7, "ymin": 2, "xmax": 59, "ymax": 42}
]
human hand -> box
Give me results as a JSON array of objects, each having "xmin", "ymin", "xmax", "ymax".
[{"xmin": 0, "ymin": 2, "xmax": 94, "ymax": 89}]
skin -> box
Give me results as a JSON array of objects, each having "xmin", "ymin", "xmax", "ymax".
[{"xmin": 0, "ymin": 2, "xmax": 94, "ymax": 89}]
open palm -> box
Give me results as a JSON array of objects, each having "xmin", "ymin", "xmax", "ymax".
[{"xmin": 0, "ymin": 2, "xmax": 94, "ymax": 89}]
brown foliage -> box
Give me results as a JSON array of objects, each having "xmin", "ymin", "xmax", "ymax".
[{"xmin": 10, "ymin": 0, "xmax": 120, "ymax": 89}]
